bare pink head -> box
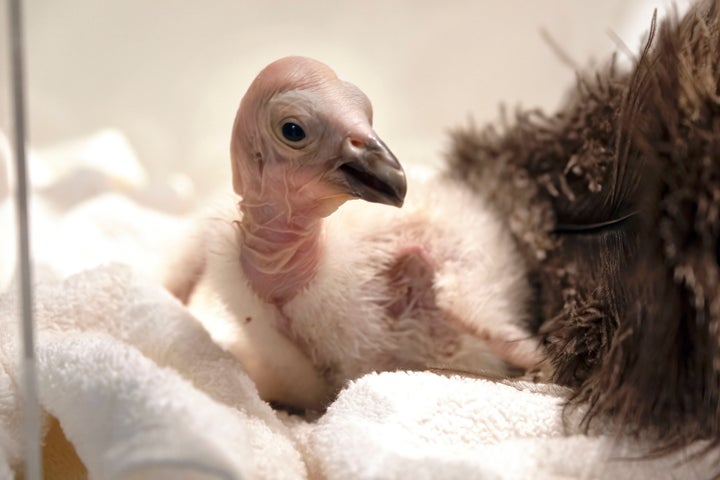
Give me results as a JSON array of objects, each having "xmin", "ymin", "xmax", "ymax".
[
  {"xmin": 231, "ymin": 57, "xmax": 406, "ymax": 304},
  {"xmin": 231, "ymin": 56, "xmax": 406, "ymax": 216}
]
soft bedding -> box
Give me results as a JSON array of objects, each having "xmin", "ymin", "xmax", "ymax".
[{"xmin": 0, "ymin": 131, "xmax": 716, "ymax": 479}]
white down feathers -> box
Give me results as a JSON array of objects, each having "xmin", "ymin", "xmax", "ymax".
[{"xmin": 187, "ymin": 166, "xmax": 540, "ymax": 410}]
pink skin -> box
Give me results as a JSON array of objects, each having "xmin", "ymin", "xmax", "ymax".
[{"xmin": 231, "ymin": 57, "xmax": 402, "ymax": 305}]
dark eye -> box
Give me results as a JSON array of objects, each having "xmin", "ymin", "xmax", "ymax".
[{"xmin": 281, "ymin": 122, "xmax": 306, "ymax": 142}]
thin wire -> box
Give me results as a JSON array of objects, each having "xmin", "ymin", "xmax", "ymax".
[{"xmin": 8, "ymin": 0, "xmax": 43, "ymax": 478}]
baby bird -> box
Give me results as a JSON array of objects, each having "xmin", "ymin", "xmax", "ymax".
[{"xmin": 168, "ymin": 57, "xmax": 542, "ymax": 410}]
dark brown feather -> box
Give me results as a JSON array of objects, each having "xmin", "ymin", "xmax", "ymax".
[{"xmin": 446, "ymin": 0, "xmax": 720, "ymax": 458}]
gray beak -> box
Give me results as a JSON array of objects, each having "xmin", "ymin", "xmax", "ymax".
[{"xmin": 338, "ymin": 136, "xmax": 407, "ymax": 207}]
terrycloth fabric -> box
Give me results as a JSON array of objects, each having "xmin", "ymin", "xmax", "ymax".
[
  {"xmin": 0, "ymin": 265, "xmax": 307, "ymax": 479},
  {"xmin": 1, "ymin": 100, "xmax": 718, "ymax": 479},
  {"xmin": 6, "ymin": 266, "xmax": 718, "ymax": 480},
  {"xmin": 307, "ymin": 372, "xmax": 718, "ymax": 479}
]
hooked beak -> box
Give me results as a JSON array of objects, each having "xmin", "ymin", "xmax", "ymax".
[{"xmin": 338, "ymin": 136, "xmax": 407, "ymax": 207}]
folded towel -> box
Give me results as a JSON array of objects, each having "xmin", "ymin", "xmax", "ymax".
[
  {"xmin": 38, "ymin": 331, "xmax": 248, "ymax": 480},
  {"xmin": 0, "ymin": 128, "xmax": 195, "ymax": 292},
  {"xmin": 1, "ymin": 129, "xmax": 718, "ymax": 479},
  {"xmin": 0, "ymin": 265, "xmax": 307, "ymax": 479},
  {"xmin": 306, "ymin": 371, "xmax": 718, "ymax": 479}
]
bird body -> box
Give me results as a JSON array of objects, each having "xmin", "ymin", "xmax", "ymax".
[
  {"xmin": 188, "ymin": 166, "xmax": 540, "ymax": 409},
  {"xmin": 170, "ymin": 57, "xmax": 541, "ymax": 409}
]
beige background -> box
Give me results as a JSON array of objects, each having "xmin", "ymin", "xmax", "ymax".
[{"xmin": 2, "ymin": 1, "xmax": 686, "ymax": 195}]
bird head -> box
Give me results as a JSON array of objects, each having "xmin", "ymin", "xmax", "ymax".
[{"xmin": 230, "ymin": 56, "xmax": 406, "ymax": 219}]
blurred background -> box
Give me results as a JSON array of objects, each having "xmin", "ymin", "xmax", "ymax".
[{"xmin": 1, "ymin": 0, "xmax": 686, "ymax": 200}]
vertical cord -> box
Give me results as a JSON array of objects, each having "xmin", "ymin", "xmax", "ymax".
[{"xmin": 8, "ymin": 0, "xmax": 43, "ymax": 478}]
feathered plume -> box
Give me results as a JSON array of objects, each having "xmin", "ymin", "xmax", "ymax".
[{"xmin": 447, "ymin": 0, "xmax": 720, "ymax": 456}]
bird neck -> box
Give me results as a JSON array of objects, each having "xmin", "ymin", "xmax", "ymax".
[{"xmin": 238, "ymin": 198, "xmax": 324, "ymax": 306}]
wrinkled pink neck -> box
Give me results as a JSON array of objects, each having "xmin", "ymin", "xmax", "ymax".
[{"xmin": 238, "ymin": 198, "xmax": 323, "ymax": 306}]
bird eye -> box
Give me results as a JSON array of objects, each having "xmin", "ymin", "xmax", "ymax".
[{"xmin": 281, "ymin": 122, "xmax": 306, "ymax": 142}]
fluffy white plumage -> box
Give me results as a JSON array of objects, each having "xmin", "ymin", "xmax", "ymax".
[
  {"xmin": 188, "ymin": 167, "xmax": 540, "ymax": 409},
  {"xmin": 168, "ymin": 57, "xmax": 542, "ymax": 409}
]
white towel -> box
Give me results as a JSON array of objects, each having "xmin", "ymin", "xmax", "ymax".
[
  {"xmin": 1, "ymin": 130, "xmax": 717, "ymax": 479},
  {"xmin": 38, "ymin": 331, "xmax": 249, "ymax": 480},
  {"xmin": 0, "ymin": 265, "xmax": 307, "ymax": 479},
  {"xmin": 305, "ymin": 371, "xmax": 718, "ymax": 479}
]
